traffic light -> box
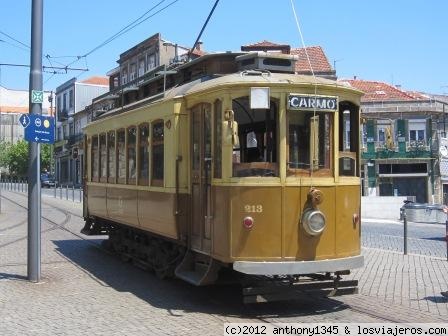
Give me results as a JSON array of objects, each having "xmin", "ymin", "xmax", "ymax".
[{"xmin": 72, "ymin": 147, "xmax": 78, "ymax": 159}]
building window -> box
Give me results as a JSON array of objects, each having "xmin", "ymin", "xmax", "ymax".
[
  {"xmin": 138, "ymin": 59, "xmax": 145, "ymax": 77},
  {"xmin": 117, "ymin": 129, "xmax": 126, "ymax": 183},
  {"xmin": 410, "ymin": 130, "xmax": 425, "ymax": 141},
  {"xmin": 99, "ymin": 134, "xmax": 107, "ymax": 182},
  {"xmin": 151, "ymin": 120, "xmax": 164, "ymax": 186},
  {"xmin": 130, "ymin": 63, "xmax": 136, "ymax": 81},
  {"xmin": 63, "ymin": 93, "xmax": 67, "ymax": 110},
  {"xmin": 57, "ymin": 96, "xmax": 62, "ymax": 113},
  {"xmin": 138, "ymin": 123, "xmax": 150, "ymax": 185},
  {"xmin": 69, "ymin": 89, "xmax": 74, "ymax": 109},
  {"xmin": 147, "ymin": 54, "xmax": 156, "ymax": 71},
  {"xmin": 409, "ymin": 119, "xmax": 426, "ymax": 145},
  {"xmin": 121, "ymin": 69, "xmax": 128, "ymax": 85},
  {"xmin": 213, "ymin": 100, "xmax": 222, "ymax": 178},
  {"xmin": 107, "ymin": 131, "xmax": 116, "ymax": 183},
  {"xmin": 91, "ymin": 135, "xmax": 99, "ymax": 182},
  {"xmin": 127, "ymin": 126, "xmax": 137, "ymax": 184}
]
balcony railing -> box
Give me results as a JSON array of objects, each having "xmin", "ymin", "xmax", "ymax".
[{"xmin": 67, "ymin": 133, "xmax": 83, "ymax": 146}]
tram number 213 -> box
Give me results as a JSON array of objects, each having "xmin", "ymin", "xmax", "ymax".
[{"xmin": 244, "ymin": 205, "xmax": 263, "ymax": 213}]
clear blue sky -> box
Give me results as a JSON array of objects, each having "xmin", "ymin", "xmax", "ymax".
[{"xmin": 0, "ymin": 0, "xmax": 447, "ymax": 94}]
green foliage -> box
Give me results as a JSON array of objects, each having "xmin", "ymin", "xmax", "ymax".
[
  {"xmin": 41, "ymin": 144, "xmax": 52, "ymax": 173},
  {"xmin": 5, "ymin": 140, "xmax": 29, "ymax": 177},
  {"xmin": 0, "ymin": 141, "xmax": 12, "ymax": 168},
  {"xmin": 0, "ymin": 140, "xmax": 54, "ymax": 178}
]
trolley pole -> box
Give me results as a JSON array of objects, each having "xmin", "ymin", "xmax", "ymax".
[{"xmin": 28, "ymin": 0, "xmax": 43, "ymax": 283}]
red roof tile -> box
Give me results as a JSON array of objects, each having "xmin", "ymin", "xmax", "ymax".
[
  {"xmin": 0, "ymin": 106, "xmax": 29, "ymax": 113},
  {"xmin": 81, "ymin": 76, "xmax": 109, "ymax": 86},
  {"xmin": 290, "ymin": 46, "xmax": 333, "ymax": 73},
  {"xmin": 340, "ymin": 79, "xmax": 415, "ymax": 101},
  {"xmin": 406, "ymin": 91, "xmax": 430, "ymax": 100}
]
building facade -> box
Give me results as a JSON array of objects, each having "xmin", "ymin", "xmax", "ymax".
[
  {"xmin": 342, "ymin": 79, "xmax": 448, "ymax": 203},
  {"xmin": 54, "ymin": 77, "xmax": 108, "ymax": 186}
]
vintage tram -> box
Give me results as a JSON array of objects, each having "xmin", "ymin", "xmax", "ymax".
[{"xmin": 82, "ymin": 51, "xmax": 364, "ymax": 302}]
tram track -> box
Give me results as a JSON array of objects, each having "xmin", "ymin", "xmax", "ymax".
[
  {"xmin": 0, "ymin": 192, "xmax": 438, "ymax": 323},
  {"xmin": 0, "ymin": 191, "xmax": 102, "ymax": 251}
]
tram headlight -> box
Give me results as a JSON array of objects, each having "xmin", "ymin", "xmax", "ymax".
[{"xmin": 302, "ymin": 210, "xmax": 326, "ymax": 236}]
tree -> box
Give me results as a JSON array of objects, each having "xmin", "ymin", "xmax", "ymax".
[
  {"xmin": 5, "ymin": 140, "xmax": 29, "ymax": 177},
  {"xmin": 0, "ymin": 140, "xmax": 53, "ymax": 178},
  {"xmin": 41, "ymin": 144, "xmax": 52, "ymax": 173},
  {"xmin": 0, "ymin": 141, "xmax": 12, "ymax": 169}
]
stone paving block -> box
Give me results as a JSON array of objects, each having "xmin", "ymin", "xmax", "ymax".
[{"xmin": 0, "ymin": 189, "xmax": 447, "ymax": 336}]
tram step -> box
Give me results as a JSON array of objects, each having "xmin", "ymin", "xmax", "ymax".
[{"xmin": 175, "ymin": 251, "xmax": 220, "ymax": 286}]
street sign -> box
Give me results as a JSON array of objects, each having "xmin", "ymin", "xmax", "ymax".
[
  {"xmin": 19, "ymin": 114, "xmax": 31, "ymax": 128},
  {"xmin": 31, "ymin": 90, "xmax": 44, "ymax": 104},
  {"xmin": 19, "ymin": 114, "xmax": 55, "ymax": 144}
]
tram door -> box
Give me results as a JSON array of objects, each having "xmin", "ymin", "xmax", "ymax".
[{"xmin": 191, "ymin": 104, "xmax": 212, "ymax": 253}]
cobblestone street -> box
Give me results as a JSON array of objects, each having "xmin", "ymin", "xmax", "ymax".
[{"xmin": 0, "ymin": 190, "xmax": 447, "ymax": 335}]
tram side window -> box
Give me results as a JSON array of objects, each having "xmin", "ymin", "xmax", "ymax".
[
  {"xmin": 231, "ymin": 96, "xmax": 278, "ymax": 177},
  {"xmin": 99, "ymin": 134, "xmax": 107, "ymax": 182},
  {"xmin": 127, "ymin": 126, "xmax": 137, "ymax": 184},
  {"xmin": 117, "ymin": 129, "xmax": 126, "ymax": 184},
  {"xmin": 138, "ymin": 123, "xmax": 149, "ymax": 186},
  {"xmin": 107, "ymin": 131, "xmax": 116, "ymax": 183},
  {"xmin": 214, "ymin": 100, "xmax": 222, "ymax": 178},
  {"xmin": 151, "ymin": 120, "xmax": 164, "ymax": 186},
  {"xmin": 91, "ymin": 135, "xmax": 99, "ymax": 182},
  {"xmin": 338, "ymin": 102, "xmax": 360, "ymax": 177},
  {"xmin": 287, "ymin": 111, "xmax": 333, "ymax": 176}
]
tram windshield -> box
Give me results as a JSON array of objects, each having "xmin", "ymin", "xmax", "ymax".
[
  {"xmin": 287, "ymin": 111, "xmax": 333, "ymax": 176},
  {"xmin": 232, "ymin": 96, "xmax": 278, "ymax": 177}
]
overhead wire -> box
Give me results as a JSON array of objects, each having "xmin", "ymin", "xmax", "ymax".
[
  {"xmin": 2, "ymin": 0, "xmax": 182, "ymax": 88},
  {"xmin": 290, "ymin": 0, "xmax": 318, "ymax": 187}
]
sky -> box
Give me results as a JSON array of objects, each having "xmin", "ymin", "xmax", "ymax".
[{"xmin": 0, "ymin": 0, "xmax": 447, "ymax": 95}]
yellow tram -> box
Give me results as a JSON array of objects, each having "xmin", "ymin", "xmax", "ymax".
[{"xmin": 82, "ymin": 52, "xmax": 364, "ymax": 301}]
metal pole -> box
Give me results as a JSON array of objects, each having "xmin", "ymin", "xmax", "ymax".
[
  {"xmin": 27, "ymin": 0, "xmax": 43, "ymax": 283},
  {"xmin": 444, "ymin": 207, "xmax": 448, "ymax": 262},
  {"xmin": 403, "ymin": 210, "xmax": 408, "ymax": 255}
]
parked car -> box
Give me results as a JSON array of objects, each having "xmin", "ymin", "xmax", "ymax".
[{"xmin": 40, "ymin": 174, "xmax": 56, "ymax": 188}]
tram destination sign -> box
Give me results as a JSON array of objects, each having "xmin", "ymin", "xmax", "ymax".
[{"xmin": 288, "ymin": 94, "xmax": 338, "ymax": 111}]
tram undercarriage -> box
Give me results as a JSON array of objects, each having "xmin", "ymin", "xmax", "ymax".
[{"xmin": 82, "ymin": 216, "xmax": 358, "ymax": 303}]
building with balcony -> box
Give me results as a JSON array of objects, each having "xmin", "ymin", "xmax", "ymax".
[
  {"xmin": 54, "ymin": 76, "xmax": 108, "ymax": 186},
  {"xmin": 90, "ymin": 33, "xmax": 198, "ymax": 119},
  {"xmin": 342, "ymin": 79, "xmax": 448, "ymax": 203}
]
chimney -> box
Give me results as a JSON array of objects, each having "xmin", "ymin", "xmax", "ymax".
[
  {"xmin": 197, "ymin": 41, "xmax": 203, "ymax": 51},
  {"xmin": 354, "ymin": 75, "xmax": 357, "ymax": 80}
]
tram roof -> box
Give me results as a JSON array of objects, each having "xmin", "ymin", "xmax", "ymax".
[{"xmin": 165, "ymin": 72, "xmax": 363, "ymax": 99}]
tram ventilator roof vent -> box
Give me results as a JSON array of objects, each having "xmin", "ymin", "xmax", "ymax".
[{"xmin": 236, "ymin": 52, "xmax": 298, "ymax": 74}]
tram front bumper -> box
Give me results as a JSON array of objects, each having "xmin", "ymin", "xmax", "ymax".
[{"xmin": 233, "ymin": 255, "xmax": 364, "ymax": 275}]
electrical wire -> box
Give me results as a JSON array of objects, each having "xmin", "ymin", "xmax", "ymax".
[
  {"xmin": 0, "ymin": 30, "xmax": 30, "ymax": 49},
  {"xmin": 63, "ymin": 0, "xmax": 180, "ymax": 70},
  {"xmin": 290, "ymin": 0, "xmax": 318, "ymax": 186}
]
